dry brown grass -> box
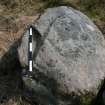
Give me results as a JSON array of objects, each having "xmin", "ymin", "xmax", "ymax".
[
  {"xmin": 1, "ymin": 97, "xmax": 31, "ymax": 105},
  {"xmin": 0, "ymin": 14, "xmax": 40, "ymax": 58}
]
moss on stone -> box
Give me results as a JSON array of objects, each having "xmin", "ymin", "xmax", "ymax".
[{"xmin": 80, "ymin": 92, "xmax": 95, "ymax": 105}]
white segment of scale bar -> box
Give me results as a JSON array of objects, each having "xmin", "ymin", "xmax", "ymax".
[
  {"xmin": 29, "ymin": 60, "xmax": 32, "ymax": 72},
  {"xmin": 29, "ymin": 27, "xmax": 32, "ymax": 35},
  {"xmin": 29, "ymin": 42, "xmax": 32, "ymax": 52}
]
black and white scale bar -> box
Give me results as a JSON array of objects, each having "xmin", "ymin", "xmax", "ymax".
[{"xmin": 29, "ymin": 27, "xmax": 33, "ymax": 72}]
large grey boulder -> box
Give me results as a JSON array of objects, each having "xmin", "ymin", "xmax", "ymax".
[{"xmin": 18, "ymin": 6, "xmax": 105, "ymax": 104}]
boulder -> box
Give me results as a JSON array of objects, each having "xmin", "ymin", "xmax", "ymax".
[{"xmin": 18, "ymin": 6, "xmax": 105, "ymax": 105}]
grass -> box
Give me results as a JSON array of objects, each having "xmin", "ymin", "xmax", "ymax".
[
  {"xmin": 1, "ymin": 96, "xmax": 31, "ymax": 105},
  {"xmin": 0, "ymin": 0, "xmax": 105, "ymax": 23}
]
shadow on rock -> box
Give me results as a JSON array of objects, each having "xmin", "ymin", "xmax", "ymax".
[{"xmin": 92, "ymin": 78, "xmax": 105, "ymax": 105}]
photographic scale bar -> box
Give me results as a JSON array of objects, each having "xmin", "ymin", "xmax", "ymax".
[{"xmin": 29, "ymin": 27, "xmax": 33, "ymax": 72}]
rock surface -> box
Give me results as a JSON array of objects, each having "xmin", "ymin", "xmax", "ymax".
[
  {"xmin": 23, "ymin": 76, "xmax": 57, "ymax": 105},
  {"xmin": 18, "ymin": 6, "xmax": 105, "ymax": 105}
]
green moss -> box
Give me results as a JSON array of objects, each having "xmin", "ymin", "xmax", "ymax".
[
  {"xmin": 79, "ymin": 0, "xmax": 105, "ymax": 21},
  {"xmin": 80, "ymin": 92, "xmax": 95, "ymax": 105}
]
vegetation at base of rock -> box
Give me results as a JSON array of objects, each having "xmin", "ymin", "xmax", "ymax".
[
  {"xmin": 80, "ymin": 93, "xmax": 95, "ymax": 105},
  {"xmin": 0, "ymin": 96, "xmax": 31, "ymax": 105}
]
